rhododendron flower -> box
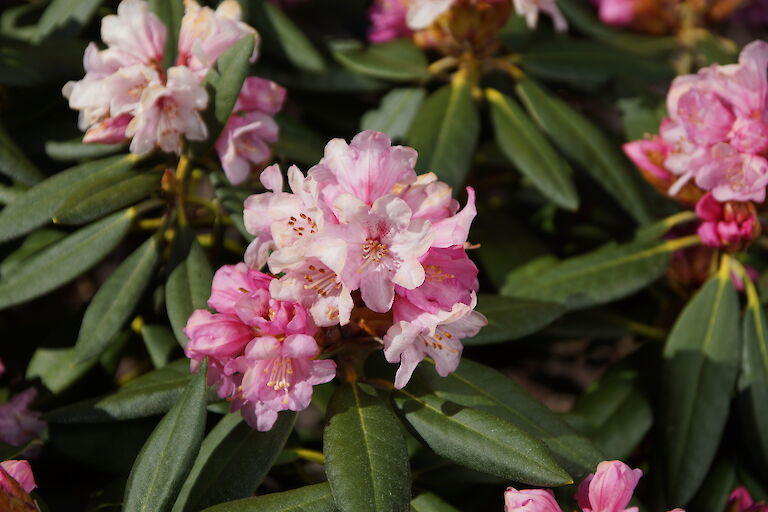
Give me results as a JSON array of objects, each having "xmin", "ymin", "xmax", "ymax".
[
  {"xmin": 368, "ymin": 0, "xmax": 413, "ymax": 42},
  {"xmin": 504, "ymin": 487, "xmax": 561, "ymax": 512},
  {"xmin": 695, "ymin": 192, "xmax": 760, "ymax": 250},
  {"xmin": 0, "ymin": 461, "xmax": 35, "ymax": 494},
  {"xmin": 100, "ymin": 0, "xmax": 166, "ymax": 66},
  {"xmin": 594, "ymin": 0, "xmax": 634, "ymax": 25},
  {"xmin": 0, "ymin": 389, "xmax": 46, "ymax": 447},
  {"xmin": 727, "ymin": 486, "xmax": 768, "ymax": 512}
]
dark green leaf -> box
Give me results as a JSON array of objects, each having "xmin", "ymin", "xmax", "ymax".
[
  {"xmin": 252, "ymin": 1, "xmax": 325, "ymax": 72},
  {"xmin": 173, "ymin": 412, "xmax": 297, "ymax": 512},
  {"xmin": 0, "ymin": 122, "xmax": 43, "ymax": 185},
  {"xmin": 45, "ymin": 138, "xmax": 125, "ymax": 162},
  {"xmin": 515, "ymin": 78, "xmax": 652, "ymax": 223},
  {"xmin": 689, "ymin": 458, "xmax": 738, "ymax": 512},
  {"xmin": 123, "ymin": 361, "xmax": 208, "ymax": 512},
  {"xmin": 0, "ymin": 37, "xmax": 87, "ymax": 86},
  {"xmin": 274, "ymin": 115, "xmax": 326, "ymax": 166},
  {"xmin": 27, "ymin": 347, "xmax": 97, "ymax": 394},
  {"xmin": 415, "ymin": 359, "xmax": 602, "ymax": 478},
  {"xmin": 0, "ymin": 229, "xmax": 66, "ymax": 278},
  {"xmin": 74, "ymin": 237, "xmax": 160, "ymax": 363},
  {"xmin": 142, "ymin": 324, "xmax": 179, "ymax": 369},
  {"xmin": 487, "ymin": 88, "xmax": 577, "ymax": 210},
  {"xmin": 361, "ymin": 88, "xmax": 426, "ymax": 141},
  {"xmin": 0, "ymin": 154, "xmax": 138, "ymax": 242},
  {"xmin": 330, "ymin": 39, "xmax": 428, "ymax": 82},
  {"xmin": 500, "ymin": 237, "xmax": 684, "ymax": 309},
  {"xmin": 0, "ymin": 209, "xmax": 134, "ymax": 309},
  {"xmin": 201, "ymin": 483, "xmax": 336, "ymax": 512},
  {"xmin": 166, "ymin": 227, "xmax": 213, "ymax": 346},
  {"xmin": 408, "ymin": 72, "xmax": 479, "ymax": 189},
  {"xmin": 663, "ymin": 259, "xmax": 741, "ymax": 506},
  {"xmin": 149, "ymin": 0, "xmax": 184, "ymax": 69},
  {"xmin": 392, "ymin": 374, "xmax": 572, "ymax": 486},
  {"xmin": 55, "ymin": 171, "xmax": 161, "ymax": 225},
  {"xmin": 618, "ymin": 97, "xmax": 666, "ymax": 142},
  {"xmin": 34, "ymin": 0, "xmax": 103, "ymax": 42},
  {"xmin": 463, "ymin": 294, "xmax": 566, "ymax": 345},
  {"xmin": 255, "ymin": 64, "xmax": 387, "ymax": 93},
  {"xmin": 325, "ymin": 382, "xmax": 410, "ymax": 512},
  {"xmin": 410, "ymin": 493, "xmax": 460, "ymax": 512}
]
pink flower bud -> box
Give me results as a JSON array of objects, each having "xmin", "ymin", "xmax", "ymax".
[
  {"xmin": 504, "ymin": 487, "xmax": 562, "ymax": 512},
  {"xmin": 0, "ymin": 461, "xmax": 36, "ymax": 494}
]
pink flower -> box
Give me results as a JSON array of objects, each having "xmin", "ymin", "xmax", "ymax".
[
  {"xmin": 0, "ymin": 461, "xmax": 36, "ymax": 494},
  {"xmin": 595, "ymin": 0, "xmax": 634, "ymax": 25},
  {"xmin": 730, "ymin": 117, "xmax": 768, "ymax": 155},
  {"xmin": 728, "ymin": 486, "xmax": 768, "ymax": 512},
  {"xmin": 710, "ymin": 40, "xmax": 768, "ymax": 119},
  {"xmin": 623, "ymin": 138, "xmax": 672, "ymax": 182},
  {"xmin": 332, "ymin": 193, "xmax": 433, "ymax": 312},
  {"xmin": 127, "ymin": 66, "xmax": 208, "ymax": 155},
  {"xmin": 406, "ymin": 0, "xmax": 455, "ymax": 29},
  {"xmin": 383, "ymin": 295, "xmax": 486, "ymax": 388},
  {"xmin": 0, "ymin": 389, "xmax": 46, "ymax": 447},
  {"xmin": 215, "ymin": 78, "xmax": 286, "ymax": 185},
  {"xmin": 308, "ymin": 130, "xmax": 418, "ymax": 209},
  {"xmin": 675, "ymin": 89, "xmax": 734, "ymax": 146},
  {"xmin": 0, "ymin": 358, "xmax": 5, "ymax": 377},
  {"xmin": 368, "ymin": 0, "xmax": 412, "ymax": 43},
  {"xmin": 504, "ymin": 487, "xmax": 562, "ymax": 512},
  {"xmin": 99, "ymin": 0, "xmax": 166, "ymax": 67},
  {"xmin": 576, "ymin": 460, "xmax": 642, "ymax": 512},
  {"xmin": 177, "ymin": 0, "xmax": 259, "ymax": 79},
  {"xmin": 695, "ymin": 192, "xmax": 760, "ymax": 249},
  {"xmin": 513, "ymin": 0, "xmax": 568, "ymax": 31},
  {"xmin": 695, "ymin": 143, "xmax": 768, "ymax": 203}
]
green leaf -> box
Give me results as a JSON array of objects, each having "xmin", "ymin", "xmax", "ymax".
[
  {"xmin": 0, "ymin": 229, "xmax": 66, "ymax": 278},
  {"xmin": 515, "ymin": 77, "xmax": 652, "ymax": 223},
  {"xmin": 193, "ymin": 36, "xmax": 256, "ymax": 155},
  {"xmin": 463, "ymin": 294, "xmax": 566, "ymax": 346},
  {"xmin": 330, "ymin": 39, "xmax": 428, "ymax": 82},
  {"xmin": 392, "ymin": 373, "xmax": 572, "ymax": 486},
  {"xmin": 149, "ymin": 0, "xmax": 184, "ymax": 69},
  {"xmin": 123, "ymin": 361, "xmax": 208, "ymax": 512},
  {"xmin": 274, "ymin": 115, "xmax": 326, "ymax": 166},
  {"xmin": 201, "ymin": 483, "xmax": 336, "ymax": 512},
  {"xmin": 255, "ymin": 65, "xmax": 387, "ymax": 93},
  {"xmin": 26, "ymin": 347, "xmax": 97, "ymax": 394},
  {"xmin": 618, "ymin": 97, "xmax": 667, "ymax": 142},
  {"xmin": 47, "ymin": 359, "xmax": 193, "ymax": 423},
  {"xmin": 325, "ymin": 382, "xmax": 410, "ymax": 512},
  {"xmin": 166, "ymin": 227, "xmax": 213, "ymax": 346},
  {"xmin": 173, "ymin": 412, "xmax": 297, "ymax": 512},
  {"xmin": 0, "ymin": 154, "xmax": 138, "ymax": 242},
  {"xmin": 500, "ymin": 237, "xmax": 685, "ymax": 309},
  {"xmin": 54, "ymin": 171, "xmax": 161, "ymax": 225},
  {"xmin": 408, "ymin": 72, "xmax": 479, "ymax": 189},
  {"xmin": 252, "ymin": 0, "xmax": 325, "ymax": 72},
  {"xmin": 564, "ymin": 370, "xmax": 652, "ymax": 461},
  {"xmin": 738, "ymin": 279, "xmax": 768, "ymax": 472},
  {"xmin": 415, "ymin": 359, "xmax": 602, "ymax": 478},
  {"xmin": 45, "ymin": 138, "xmax": 124, "ymax": 162},
  {"xmin": 34, "ymin": 0, "xmax": 103, "ymax": 42},
  {"xmin": 0, "ymin": 37, "xmax": 87, "ymax": 87},
  {"xmin": 411, "ymin": 493, "xmax": 460, "ymax": 512},
  {"xmin": 73, "ymin": 237, "xmax": 160, "ymax": 363},
  {"xmin": 487, "ymin": 89, "xmax": 578, "ymax": 210},
  {"xmin": 0, "ymin": 209, "xmax": 134, "ymax": 309},
  {"xmin": 142, "ymin": 324, "xmax": 179, "ymax": 369},
  {"xmin": 0, "ymin": 122, "xmax": 43, "ymax": 185},
  {"xmin": 361, "ymin": 88, "xmax": 426, "ymax": 141},
  {"xmin": 663, "ymin": 258, "xmax": 741, "ymax": 506}
]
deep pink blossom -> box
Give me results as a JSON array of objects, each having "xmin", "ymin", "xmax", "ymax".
[
  {"xmin": 695, "ymin": 192, "xmax": 759, "ymax": 248},
  {"xmin": 368, "ymin": 0, "xmax": 412, "ymax": 43},
  {"xmin": 0, "ymin": 358, "xmax": 5, "ymax": 377},
  {"xmin": 728, "ymin": 486, "xmax": 768, "ymax": 512},
  {"xmin": 577, "ymin": 460, "xmax": 642, "ymax": 512},
  {"xmin": 0, "ymin": 389, "xmax": 46, "ymax": 447},
  {"xmin": 504, "ymin": 487, "xmax": 561, "ymax": 512},
  {"xmin": 0, "ymin": 461, "xmax": 36, "ymax": 494}
]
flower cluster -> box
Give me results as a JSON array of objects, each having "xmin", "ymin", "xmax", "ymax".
[
  {"xmin": 368, "ymin": 0, "xmax": 566, "ymax": 46},
  {"xmin": 63, "ymin": 0, "xmax": 285, "ymax": 185},
  {"xmin": 185, "ymin": 130, "xmax": 486, "ymax": 430},
  {"xmin": 624, "ymin": 40, "xmax": 768, "ymax": 251},
  {"xmin": 505, "ymin": 460, "xmax": 684, "ymax": 512}
]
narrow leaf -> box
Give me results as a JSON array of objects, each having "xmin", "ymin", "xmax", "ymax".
[
  {"xmin": 201, "ymin": 483, "xmax": 336, "ymax": 512},
  {"xmin": 0, "ymin": 154, "xmax": 138, "ymax": 242},
  {"xmin": 408, "ymin": 71, "xmax": 479, "ymax": 189},
  {"xmin": 330, "ymin": 39, "xmax": 428, "ymax": 82},
  {"xmin": 463, "ymin": 294, "xmax": 566, "ymax": 346},
  {"xmin": 487, "ymin": 88, "xmax": 578, "ymax": 210},
  {"xmin": 392, "ymin": 373, "xmax": 572, "ymax": 486},
  {"xmin": 415, "ymin": 359, "xmax": 603, "ymax": 478},
  {"xmin": 0, "ymin": 209, "xmax": 134, "ymax": 309},
  {"xmin": 0, "ymin": 122, "xmax": 43, "ymax": 184},
  {"xmin": 515, "ymin": 77, "xmax": 652, "ymax": 223},
  {"xmin": 663, "ymin": 258, "xmax": 741, "ymax": 506},
  {"xmin": 325, "ymin": 382, "xmax": 410, "ymax": 512},
  {"xmin": 254, "ymin": 1, "xmax": 325, "ymax": 72},
  {"xmin": 0, "ymin": 229, "xmax": 65, "ymax": 278},
  {"xmin": 45, "ymin": 138, "xmax": 124, "ymax": 162},
  {"xmin": 123, "ymin": 361, "xmax": 208, "ymax": 512},
  {"xmin": 27, "ymin": 347, "xmax": 97, "ymax": 394},
  {"xmin": 173, "ymin": 412, "xmax": 297, "ymax": 512},
  {"xmin": 361, "ymin": 88, "xmax": 425, "ymax": 141},
  {"xmin": 74, "ymin": 237, "xmax": 160, "ymax": 363},
  {"xmin": 411, "ymin": 493, "xmax": 460, "ymax": 512},
  {"xmin": 34, "ymin": 0, "xmax": 103, "ymax": 42},
  {"xmin": 142, "ymin": 324, "xmax": 179, "ymax": 369}
]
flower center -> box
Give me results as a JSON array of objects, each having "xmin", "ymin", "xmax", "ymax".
[
  {"xmin": 287, "ymin": 213, "xmax": 318, "ymax": 237},
  {"xmin": 424, "ymin": 264, "xmax": 455, "ymax": 282},
  {"xmin": 303, "ymin": 264, "xmax": 342, "ymax": 297},
  {"xmin": 265, "ymin": 356, "xmax": 294, "ymax": 393},
  {"xmin": 419, "ymin": 328, "xmax": 458, "ymax": 352}
]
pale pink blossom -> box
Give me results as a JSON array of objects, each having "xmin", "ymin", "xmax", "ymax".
[
  {"xmin": 710, "ymin": 40, "xmax": 768, "ymax": 119},
  {"xmin": 127, "ymin": 66, "xmax": 208, "ymax": 155},
  {"xmin": 403, "ymin": 0, "xmax": 567, "ymax": 33},
  {"xmin": 308, "ymin": 130, "xmax": 418, "ymax": 210},
  {"xmin": 368, "ymin": 0, "xmax": 412, "ymax": 43},
  {"xmin": 177, "ymin": 0, "xmax": 259, "ymax": 79},
  {"xmin": 695, "ymin": 143, "xmax": 768, "ymax": 203},
  {"xmin": 504, "ymin": 487, "xmax": 562, "ymax": 512},
  {"xmin": 0, "ymin": 461, "xmax": 36, "ymax": 494},
  {"xmin": 383, "ymin": 295, "xmax": 486, "ymax": 388},
  {"xmin": 513, "ymin": 0, "xmax": 568, "ymax": 31},
  {"xmin": 235, "ymin": 77, "xmax": 286, "ymax": 115},
  {"xmin": 100, "ymin": 0, "xmax": 166, "ymax": 66},
  {"xmin": 675, "ymin": 89, "xmax": 734, "ymax": 146},
  {"xmin": 0, "ymin": 389, "xmax": 46, "ymax": 447},
  {"xmin": 406, "ymin": 0, "xmax": 454, "ymax": 29},
  {"xmin": 576, "ymin": 460, "xmax": 642, "ymax": 512},
  {"xmin": 730, "ymin": 117, "xmax": 768, "ymax": 155},
  {"xmin": 82, "ymin": 113, "xmax": 133, "ymax": 144},
  {"xmin": 594, "ymin": 0, "xmax": 634, "ymax": 25}
]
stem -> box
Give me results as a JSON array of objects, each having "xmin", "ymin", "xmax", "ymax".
[
  {"xmin": 285, "ymin": 448, "xmax": 325, "ymax": 464},
  {"xmin": 664, "ymin": 234, "xmax": 701, "ymax": 252},
  {"xmin": 175, "ymin": 153, "xmax": 191, "ymax": 226},
  {"xmin": 663, "ymin": 210, "xmax": 698, "ymax": 229}
]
